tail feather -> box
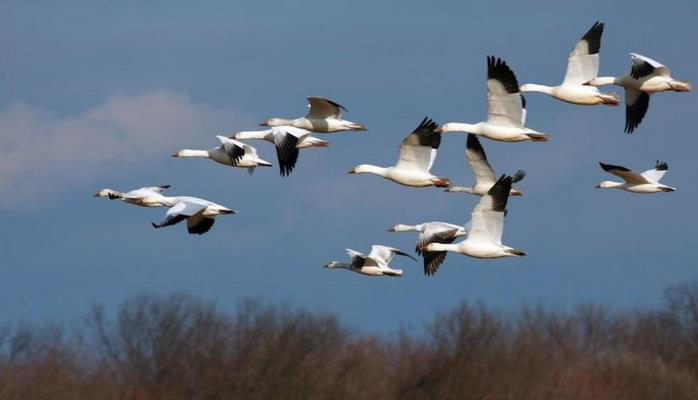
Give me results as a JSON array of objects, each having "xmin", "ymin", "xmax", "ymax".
[
  {"xmin": 526, "ymin": 133, "xmax": 548, "ymax": 142},
  {"xmin": 349, "ymin": 123, "xmax": 367, "ymax": 131},
  {"xmin": 506, "ymin": 248, "xmax": 527, "ymax": 257}
]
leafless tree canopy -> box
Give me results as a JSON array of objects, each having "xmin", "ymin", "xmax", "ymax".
[{"xmin": 4, "ymin": 282, "xmax": 698, "ymax": 399}]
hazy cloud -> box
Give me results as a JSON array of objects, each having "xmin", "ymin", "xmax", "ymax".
[{"xmin": 0, "ymin": 90, "xmax": 252, "ymax": 207}]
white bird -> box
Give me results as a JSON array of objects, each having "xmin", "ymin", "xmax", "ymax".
[
  {"xmin": 323, "ymin": 245, "xmax": 416, "ymax": 277},
  {"xmin": 520, "ymin": 21, "xmax": 620, "ymax": 106},
  {"xmin": 172, "ymin": 136, "xmax": 272, "ymax": 174},
  {"xmin": 348, "ymin": 117, "xmax": 450, "ymax": 187},
  {"xmin": 261, "ymin": 96, "xmax": 367, "ymax": 133},
  {"xmin": 445, "ymin": 134, "xmax": 526, "ymax": 196},
  {"xmin": 422, "ymin": 175, "xmax": 526, "ymax": 259},
  {"xmin": 439, "ymin": 56, "xmax": 549, "ymax": 142},
  {"xmin": 151, "ymin": 196, "xmax": 237, "ymax": 235},
  {"xmin": 231, "ymin": 126, "xmax": 329, "ymax": 176},
  {"xmin": 388, "ymin": 222, "xmax": 467, "ymax": 276},
  {"xmin": 586, "ymin": 53, "xmax": 691, "ymax": 133},
  {"xmin": 596, "ymin": 161, "xmax": 676, "ymax": 193},
  {"xmin": 94, "ymin": 185, "xmax": 173, "ymax": 207}
]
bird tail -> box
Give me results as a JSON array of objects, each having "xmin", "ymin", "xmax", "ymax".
[
  {"xmin": 253, "ymin": 158, "xmax": 273, "ymax": 167},
  {"xmin": 431, "ymin": 177, "xmax": 451, "ymax": 188},
  {"xmin": 671, "ymin": 80, "xmax": 691, "ymax": 92},
  {"xmin": 348, "ymin": 123, "xmax": 367, "ymax": 131},
  {"xmin": 384, "ymin": 269, "xmax": 403, "ymax": 277},
  {"xmin": 525, "ymin": 133, "xmax": 548, "ymax": 142},
  {"xmin": 506, "ymin": 248, "xmax": 527, "ymax": 257}
]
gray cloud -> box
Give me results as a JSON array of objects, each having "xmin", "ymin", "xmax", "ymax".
[{"xmin": 0, "ymin": 90, "xmax": 253, "ymax": 207}]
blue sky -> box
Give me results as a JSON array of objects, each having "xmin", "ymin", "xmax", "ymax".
[{"xmin": 1, "ymin": 0, "xmax": 696, "ymax": 333}]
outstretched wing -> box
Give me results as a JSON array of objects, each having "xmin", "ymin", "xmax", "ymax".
[
  {"xmin": 305, "ymin": 97, "xmax": 347, "ymax": 119},
  {"xmin": 640, "ymin": 160, "xmax": 668, "ymax": 183},
  {"xmin": 468, "ymin": 175, "xmax": 512, "ymax": 244},
  {"xmin": 396, "ymin": 117, "xmax": 441, "ymax": 172},
  {"xmin": 629, "ymin": 53, "xmax": 670, "ymax": 79},
  {"xmin": 368, "ymin": 245, "xmax": 417, "ymax": 266},
  {"xmin": 486, "ymin": 56, "xmax": 524, "ymax": 128},
  {"xmin": 152, "ymin": 201, "xmax": 207, "ymax": 229},
  {"xmin": 465, "ymin": 134, "xmax": 497, "ymax": 187},
  {"xmin": 563, "ymin": 21, "xmax": 604, "ymax": 85},
  {"xmin": 417, "ymin": 223, "xmax": 462, "ymax": 276},
  {"xmin": 271, "ymin": 127, "xmax": 310, "ymax": 177},
  {"xmin": 624, "ymin": 89, "xmax": 650, "ymax": 134},
  {"xmin": 599, "ymin": 162, "xmax": 648, "ymax": 184},
  {"xmin": 216, "ymin": 135, "xmax": 248, "ymax": 165}
]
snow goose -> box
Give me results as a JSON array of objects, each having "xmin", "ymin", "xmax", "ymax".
[
  {"xmin": 94, "ymin": 185, "xmax": 174, "ymax": 207},
  {"xmin": 348, "ymin": 117, "xmax": 450, "ymax": 187},
  {"xmin": 231, "ymin": 126, "xmax": 328, "ymax": 176},
  {"xmin": 586, "ymin": 53, "xmax": 691, "ymax": 133},
  {"xmin": 439, "ymin": 56, "xmax": 548, "ymax": 142},
  {"xmin": 596, "ymin": 161, "xmax": 676, "ymax": 193},
  {"xmin": 422, "ymin": 175, "xmax": 526, "ymax": 259},
  {"xmin": 388, "ymin": 222, "xmax": 467, "ymax": 276},
  {"xmin": 261, "ymin": 96, "xmax": 367, "ymax": 133},
  {"xmin": 323, "ymin": 245, "xmax": 416, "ymax": 277},
  {"xmin": 445, "ymin": 134, "xmax": 526, "ymax": 196},
  {"xmin": 151, "ymin": 196, "xmax": 237, "ymax": 235},
  {"xmin": 173, "ymin": 136, "xmax": 272, "ymax": 174},
  {"xmin": 520, "ymin": 22, "xmax": 620, "ymax": 106}
]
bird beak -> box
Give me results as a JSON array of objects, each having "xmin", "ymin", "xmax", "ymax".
[
  {"xmin": 93, "ymin": 192, "xmax": 100, "ymax": 197},
  {"xmin": 228, "ymin": 135, "xmax": 237, "ymax": 139},
  {"xmin": 259, "ymin": 121, "xmax": 269, "ymax": 127},
  {"xmin": 347, "ymin": 168, "xmax": 356, "ymax": 174},
  {"xmin": 594, "ymin": 184, "xmax": 601, "ymax": 189},
  {"xmin": 433, "ymin": 127, "xmax": 443, "ymax": 134},
  {"xmin": 171, "ymin": 152, "xmax": 179, "ymax": 157},
  {"xmin": 387, "ymin": 227, "xmax": 395, "ymax": 232}
]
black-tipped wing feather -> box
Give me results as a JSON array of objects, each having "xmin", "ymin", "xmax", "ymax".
[
  {"xmin": 580, "ymin": 21, "xmax": 604, "ymax": 55},
  {"xmin": 487, "ymin": 175, "xmax": 513, "ymax": 213},
  {"xmin": 487, "ymin": 56, "xmax": 520, "ymax": 94},
  {"xmin": 274, "ymin": 133, "xmax": 300, "ymax": 176},
  {"xmin": 187, "ymin": 217, "xmax": 215, "ymax": 235},
  {"xmin": 624, "ymin": 90, "xmax": 650, "ymax": 134},
  {"xmin": 402, "ymin": 117, "xmax": 441, "ymax": 149}
]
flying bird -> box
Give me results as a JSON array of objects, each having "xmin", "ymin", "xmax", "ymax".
[
  {"xmin": 596, "ymin": 161, "xmax": 676, "ymax": 193},
  {"xmin": 348, "ymin": 117, "xmax": 450, "ymax": 187},
  {"xmin": 388, "ymin": 222, "xmax": 467, "ymax": 276},
  {"xmin": 94, "ymin": 185, "xmax": 173, "ymax": 207},
  {"xmin": 520, "ymin": 21, "xmax": 619, "ymax": 105},
  {"xmin": 172, "ymin": 136, "xmax": 272, "ymax": 174},
  {"xmin": 586, "ymin": 53, "xmax": 691, "ymax": 133},
  {"xmin": 151, "ymin": 196, "xmax": 237, "ymax": 235},
  {"xmin": 445, "ymin": 134, "xmax": 526, "ymax": 196},
  {"xmin": 323, "ymin": 245, "xmax": 417, "ymax": 277},
  {"xmin": 422, "ymin": 175, "xmax": 526, "ymax": 259},
  {"xmin": 260, "ymin": 96, "xmax": 367, "ymax": 133},
  {"xmin": 439, "ymin": 56, "xmax": 549, "ymax": 142},
  {"xmin": 231, "ymin": 126, "xmax": 329, "ymax": 176}
]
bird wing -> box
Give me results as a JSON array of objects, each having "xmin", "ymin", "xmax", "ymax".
[
  {"xmin": 368, "ymin": 245, "xmax": 417, "ymax": 266},
  {"xmin": 640, "ymin": 160, "xmax": 668, "ymax": 183},
  {"xmin": 140, "ymin": 185, "xmax": 170, "ymax": 194},
  {"xmin": 599, "ymin": 162, "xmax": 649, "ymax": 184},
  {"xmin": 562, "ymin": 21, "xmax": 604, "ymax": 85},
  {"xmin": 272, "ymin": 127, "xmax": 310, "ymax": 176},
  {"xmin": 216, "ymin": 135, "xmax": 249, "ymax": 165},
  {"xmin": 467, "ymin": 175, "xmax": 512, "ymax": 244},
  {"xmin": 624, "ymin": 89, "xmax": 650, "ymax": 134},
  {"xmin": 465, "ymin": 134, "xmax": 497, "ymax": 187},
  {"xmin": 186, "ymin": 216, "xmax": 216, "ymax": 235},
  {"xmin": 152, "ymin": 200, "xmax": 207, "ymax": 229},
  {"xmin": 345, "ymin": 248, "xmax": 368, "ymax": 270},
  {"xmin": 305, "ymin": 96, "xmax": 346, "ymax": 119},
  {"xmin": 629, "ymin": 53, "xmax": 670, "ymax": 79},
  {"xmin": 486, "ymin": 56, "xmax": 524, "ymax": 128},
  {"xmin": 417, "ymin": 223, "xmax": 462, "ymax": 277},
  {"xmin": 395, "ymin": 117, "xmax": 441, "ymax": 172}
]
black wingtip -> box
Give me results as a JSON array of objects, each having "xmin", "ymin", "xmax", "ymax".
[
  {"xmin": 487, "ymin": 55, "xmax": 520, "ymax": 93},
  {"xmin": 581, "ymin": 21, "xmax": 604, "ymax": 55},
  {"xmin": 512, "ymin": 169, "xmax": 526, "ymax": 183},
  {"xmin": 655, "ymin": 160, "xmax": 668, "ymax": 171},
  {"xmin": 151, "ymin": 222, "xmax": 160, "ymax": 229}
]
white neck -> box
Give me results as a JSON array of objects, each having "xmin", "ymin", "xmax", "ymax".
[
  {"xmin": 176, "ymin": 149, "xmax": 210, "ymax": 158},
  {"xmin": 234, "ymin": 129, "xmax": 272, "ymax": 140},
  {"xmin": 391, "ymin": 224, "xmax": 423, "ymax": 232},
  {"xmin": 354, "ymin": 164, "xmax": 389, "ymax": 177},
  {"xmin": 520, "ymin": 83, "xmax": 553, "ymax": 94},
  {"xmin": 426, "ymin": 242, "xmax": 460, "ymax": 252},
  {"xmin": 588, "ymin": 76, "xmax": 616, "ymax": 86},
  {"xmin": 447, "ymin": 186, "xmax": 474, "ymax": 194},
  {"xmin": 441, "ymin": 122, "xmax": 481, "ymax": 134}
]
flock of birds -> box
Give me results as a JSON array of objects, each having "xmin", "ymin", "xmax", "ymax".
[{"xmin": 96, "ymin": 21, "xmax": 689, "ymax": 277}]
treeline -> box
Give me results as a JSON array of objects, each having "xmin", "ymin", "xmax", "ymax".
[{"xmin": 3, "ymin": 282, "xmax": 698, "ymax": 399}]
